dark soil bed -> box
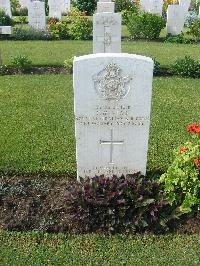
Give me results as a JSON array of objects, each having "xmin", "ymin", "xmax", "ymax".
[
  {"xmin": 1, "ymin": 66, "xmax": 68, "ymax": 75},
  {"xmin": 1, "ymin": 66, "xmax": 172, "ymax": 77},
  {"xmin": 0, "ymin": 174, "xmax": 199, "ymax": 234}
]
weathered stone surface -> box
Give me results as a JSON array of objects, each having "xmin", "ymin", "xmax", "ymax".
[
  {"xmin": 28, "ymin": 1, "xmax": 46, "ymax": 30},
  {"xmin": 166, "ymin": 5, "xmax": 185, "ymax": 35},
  {"xmin": 93, "ymin": 13, "xmax": 121, "ymax": 53},
  {"xmin": 73, "ymin": 53, "xmax": 154, "ymax": 179},
  {"xmin": 0, "ymin": 0, "xmax": 11, "ymax": 17}
]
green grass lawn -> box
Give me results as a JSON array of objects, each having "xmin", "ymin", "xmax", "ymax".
[
  {"xmin": 0, "ymin": 74, "xmax": 199, "ymax": 174},
  {"xmin": 1, "ymin": 40, "xmax": 199, "ymax": 67},
  {"xmin": 0, "ymin": 231, "xmax": 199, "ymax": 265}
]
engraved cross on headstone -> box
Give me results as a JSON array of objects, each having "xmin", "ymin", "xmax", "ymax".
[
  {"xmin": 96, "ymin": 26, "xmax": 119, "ymax": 52},
  {"xmin": 100, "ymin": 129, "xmax": 124, "ymax": 164}
]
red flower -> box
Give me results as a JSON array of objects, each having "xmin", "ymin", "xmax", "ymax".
[
  {"xmin": 179, "ymin": 147, "xmax": 188, "ymax": 154},
  {"xmin": 48, "ymin": 19, "xmax": 56, "ymax": 25},
  {"xmin": 187, "ymin": 124, "xmax": 200, "ymax": 133},
  {"xmin": 194, "ymin": 157, "xmax": 200, "ymax": 169}
]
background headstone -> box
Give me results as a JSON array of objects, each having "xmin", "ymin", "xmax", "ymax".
[
  {"xmin": 61, "ymin": 0, "xmax": 70, "ymax": 14},
  {"xmin": 179, "ymin": 0, "xmax": 191, "ymax": 12},
  {"xmin": 97, "ymin": 0, "xmax": 115, "ymax": 13},
  {"xmin": 140, "ymin": 0, "xmax": 163, "ymax": 16},
  {"xmin": 0, "ymin": 0, "xmax": 12, "ymax": 17},
  {"xmin": 19, "ymin": 0, "xmax": 29, "ymax": 8},
  {"xmin": 93, "ymin": 13, "xmax": 121, "ymax": 53},
  {"xmin": 149, "ymin": 0, "xmax": 163, "ymax": 16},
  {"xmin": 48, "ymin": 0, "xmax": 62, "ymax": 19},
  {"xmin": 166, "ymin": 5, "xmax": 185, "ymax": 35},
  {"xmin": 73, "ymin": 53, "xmax": 154, "ymax": 179},
  {"xmin": 28, "ymin": 0, "xmax": 46, "ymax": 30}
]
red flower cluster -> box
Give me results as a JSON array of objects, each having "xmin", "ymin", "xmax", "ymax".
[
  {"xmin": 187, "ymin": 124, "xmax": 200, "ymax": 133},
  {"xmin": 179, "ymin": 147, "xmax": 188, "ymax": 154},
  {"xmin": 48, "ymin": 19, "xmax": 56, "ymax": 25},
  {"xmin": 194, "ymin": 157, "xmax": 200, "ymax": 170}
]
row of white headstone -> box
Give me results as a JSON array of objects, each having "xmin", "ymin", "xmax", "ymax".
[{"xmin": 74, "ymin": 0, "xmax": 153, "ymax": 179}]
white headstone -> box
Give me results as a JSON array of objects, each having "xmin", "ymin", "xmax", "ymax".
[
  {"xmin": 179, "ymin": 0, "xmax": 191, "ymax": 21},
  {"xmin": 73, "ymin": 53, "xmax": 154, "ymax": 179},
  {"xmin": 0, "ymin": 25, "xmax": 11, "ymax": 34},
  {"xmin": 93, "ymin": 13, "xmax": 121, "ymax": 53},
  {"xmin": 140, "ymin": 0, "xmax": 163, "ymax": 16},
  {"xmin": 19, "ymin": 0, "xmax": 29, "ymax": 8},
  {"xmin": 166, "ymin": 5, "xmax": 185, "ymax": 35},
  {"xmin": 0, "ymin": 0, "xmax": 11, "ymax": 17},
  {"xmin": 199, "ymin": 6, "xmax": 200, "ymax": 19},
  {"xmin": 179, "ymin": 0, "xmax": 191, "ymax": 12},
  {"xmin": 140, "ymin": 0, "xmax": 152, "ymax": 12},
  {"xmin": 28, "ymin": 1, "xmax": 46, "ymax": 30},
  {"xmin": 149, "ymin": 0, "xmax": 163, "ymax": 16},
  {"xmin": 97, "ymin": 0, "xmax": 115, "ymax": 13},
  {"xmin": 61, "ymin": 0, "xmax": 70, "ymax": 14},
  {"xmin": 48, "ymin": 0, "xmax": 62, "ymax": 19}
]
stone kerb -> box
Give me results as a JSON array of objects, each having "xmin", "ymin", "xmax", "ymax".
[{"xmin": 73, "ymin": 53, "xmax": 154, "ymax": 179}]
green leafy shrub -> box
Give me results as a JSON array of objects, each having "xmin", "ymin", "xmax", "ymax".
[
  {"xmin": 18, "ymin": 16, "xmax": 27, "ymax": 24},
  {"xmin": 170, "ymin": 56, "xmax": 200, "ymax": 78},
  {"xmin": 12, "ymin": 25, "xmax": 51, "ymax": 40},
  {"xmin": 0, "ymin": 9, "xmax": 14, "ymax": 26},
  {"xmin": 74, "ymin": 0, "xmax": 97, "ymax": 16},
  {"xmin": 165, "ymin": 33, "xmax": 192, "ymax": 44},
  {"xmin": 65, "ymin": 174, "xmax": 172, "ymax": 234},
  {"xmin": 11, "ymin": 54, "xmax": 32, "ymax": 72},
  {"xmin": 48, "ymin": 20, "xmax": 70, "ymax": 40},
  {"xmin": 69, "ymin": 16, "xmax": 92, "ymax": 40},
  {"xmin": 127, "ymin": 12, "xmax": 165, "ymax": 39},
  {"xmin": 188, "ymin": 21, "xmax": 200, "ymax": 41},
  {"xmin": 160, "ymin": 124, "xmax": 200, "ymax": 213},
  {"xmin": 115, "ymin": 0, "xmax": 139, "ymax": 12},
  {"xmin": 64, "ymin": 57, "xmax": 74, "ymax": 74}
]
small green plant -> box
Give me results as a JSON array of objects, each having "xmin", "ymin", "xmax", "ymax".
[
  {"xmin": 69, "ymin": 16, "xmax": 92, "ymax": 40},
  {"xmin": 11, "ymin": 54, "xmax": 32, "ymax": 72},
  {"xmin": 160, "ymin": 124, "xmax": 200, "ymax": 213},
  {"xmin": 127, "ymin": 12, "xmax": 165, "ymax": 39},
  {"xmin": 170, "ymin": 56, "xmax": 200, "ymax": 78},
  {"xmin": 187, "ymin": 21, "xmax": 200, "ymax": 41},
  {"xmin": 153, "ymin": 58, "xmax": 162, "ymax": 75},
  {"xmin": 165, "ymin": 33, "xmax": 192, "ymax": 44},
  {"xmin": 12, "ymin": 25, "xmax": 51, "ymax": 40},
  {"xmin": 64, "ymin": 57, "xmax": 74, "ymax": 74},
  {"xmin": 0, "ymin": 9, "xmax": 14, "ymax": 26},
  {"xmin": 65, "ymin": 174, "xmax": 172, "ymax": 234}
]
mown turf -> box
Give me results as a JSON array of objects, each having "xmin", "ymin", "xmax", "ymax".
[
  {"xmin": 0, "ymin": 75, "xmax": 199, "ymax": 174},
  {"xmin": 1, "ymin": 40, "xmax": 199, "ymax": 67},
  {"xmin": 0, "ymin": 231, "xmax": 199, "ymax": 266}
]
